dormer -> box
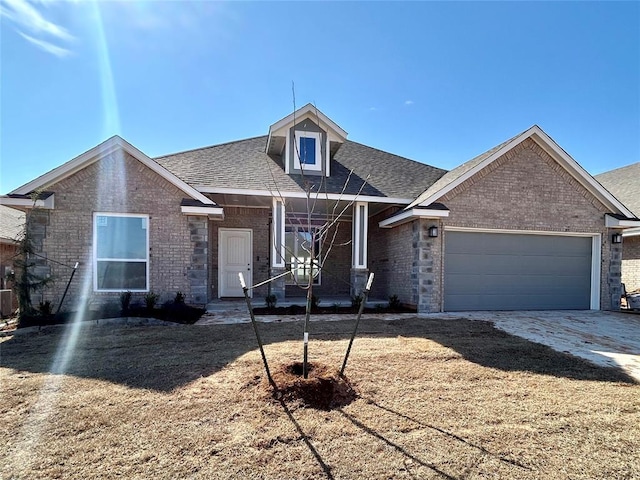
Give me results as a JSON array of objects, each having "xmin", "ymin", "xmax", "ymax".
[{"xmin": 266, "ymin": 103, "xmax": 348, "ymax": 177}]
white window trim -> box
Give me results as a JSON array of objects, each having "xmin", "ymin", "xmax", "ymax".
[
  {"xmin": 293, "ymin": 131, "xmax": 322, "ymax": 171},
  {"xmin": 272, "ymin": 198, "xmax": 285, "ymax": 268},
  {"xmin": 444, "ymin": 226, "xmax": 601, "ymax": 310},
  {"xmin": 352, "ymin": 202, "xmax": 368, "ymax": 269},
  {"xmin": 93, "ymin": 212, "xmax": 150, "ymax": 293}
]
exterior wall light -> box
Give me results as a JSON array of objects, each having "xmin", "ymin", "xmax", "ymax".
[
  {"xmin": 612, "ymin": 233, "xmax": 623, "ymax": 244},
  {"xmin": 428, "ymin": 226, "xmax": 439, "ymax": 238}
]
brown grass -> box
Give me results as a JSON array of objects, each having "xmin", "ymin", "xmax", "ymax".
[{"xmin": 1, "ymin": 317, "xmax": 638, "ymax": 479}]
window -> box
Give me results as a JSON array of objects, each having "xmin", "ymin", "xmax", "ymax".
[
  {"xmin": 294, "ymin": 131, "xmax": 322, "ymax": 171},
  {"xmin": 94, "ymin": 213, "xmax": 149, "ymax": 291},
  {"xmin": 285, "ymin": 226, "xmax": 321, "ymax": 285}
]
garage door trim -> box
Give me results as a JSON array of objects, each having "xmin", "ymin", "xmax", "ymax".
[{"xmin": 443, "ymin": 227, "xmax": 601, "ymax": 310}]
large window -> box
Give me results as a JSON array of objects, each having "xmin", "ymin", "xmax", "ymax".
[
  {"xmin": 294, "ymin": 131, "xmax": 322, "ymax": 171},
  {"xmin": 94, "ymin": 213, "xmax": 149, "ymax": 292},
  {"xmin": 285, "ymin": 226, "xmax": 320, "ymax": 285}
]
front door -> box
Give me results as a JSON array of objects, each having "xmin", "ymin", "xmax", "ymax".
[{"xmin": 219, "ymin": 228, "xmax": 252, "ymax": 297}]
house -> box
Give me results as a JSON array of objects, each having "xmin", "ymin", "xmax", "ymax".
[
  {"xmin": 2, "ymin": 104, "xmax": 638, "ymax": 313},
  {"xmin": 0, "ymin": 205, "xmax": 25, "ymax": 315},
  {"xmin": 595, "ymin": 163, "xmax": 640, "ymax": 292}
]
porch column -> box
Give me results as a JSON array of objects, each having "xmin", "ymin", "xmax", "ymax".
[
  {"xmin": 351, "ymin": 201, "xmax": 369, "ymax": 297},
  {"xmin": 270, "ymin": 198, "xmax": 286, "ymax": 300}
]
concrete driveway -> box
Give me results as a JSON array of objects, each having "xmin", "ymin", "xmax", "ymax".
[{"xmin": 421, "ymin": 310, "xmax": 640, "ymax": 382}]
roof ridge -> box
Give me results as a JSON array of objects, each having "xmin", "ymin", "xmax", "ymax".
[{"xmin": 155, "ymin": 135, "xmax": 268, "ymax": 160}]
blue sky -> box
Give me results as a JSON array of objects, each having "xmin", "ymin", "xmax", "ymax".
[{"xmin": 1, "ymin": 1, "xmax": 638, "ymax": 194}]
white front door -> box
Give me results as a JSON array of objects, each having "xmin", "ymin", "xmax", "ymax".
[{"xmin": 219, "ymin": 228, "xmax": 252, "ymax": 297}]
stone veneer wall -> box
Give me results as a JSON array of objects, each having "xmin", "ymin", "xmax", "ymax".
[
  {"xmin": 434, "ymin": 138, "xmax": 620, "ymax": 311},
  {"xmin": 37, "ymin": 150, "xmax": 205, "ymax": 309},
  {"xmin": 622, "ymin": 236, "xmax": 640, "ymax": 291}
]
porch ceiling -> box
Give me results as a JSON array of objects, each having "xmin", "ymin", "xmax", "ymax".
[{"xmin": 209, "ymin": 193, "xmax": 398, "ymax": 218}]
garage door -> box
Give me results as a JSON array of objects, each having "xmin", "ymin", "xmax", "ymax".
[{"xmin": 444, "ymin": 231, "xmax": 593, "ymax": 311}]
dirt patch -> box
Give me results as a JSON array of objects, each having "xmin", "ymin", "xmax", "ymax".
[{"xmin": 268, "ymin": 362, "xmax": 358, "ymax": 410}]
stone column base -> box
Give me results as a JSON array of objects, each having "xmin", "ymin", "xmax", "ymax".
[
  {"xmin": 269, "ymin": 267, "xmax": 287, "ymax": 301},
  {"xmin": 350, "ymin": 268, "xmax": 369, "ymax": 298}
]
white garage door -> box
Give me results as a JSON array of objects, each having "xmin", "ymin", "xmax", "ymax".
[{"xmin": 444, "ymin": 231, "xmax": 594, "ymax": 311}]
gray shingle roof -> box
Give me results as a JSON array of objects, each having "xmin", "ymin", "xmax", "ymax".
[
  {"xmin": 595, "ymin": 162, "xmax": 640, "ymax": 216},
  {"xmin": 0, "ymin": 205, "xmax": 25, "ymax": 243},
  {"xmin": 155, "ymin": 136, "xmax": 447, "ymax": 200}
]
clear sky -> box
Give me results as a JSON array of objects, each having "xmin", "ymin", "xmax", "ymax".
[{"xmin": 1, "ymin": 1, "xmax": 639, "ymax": 194}]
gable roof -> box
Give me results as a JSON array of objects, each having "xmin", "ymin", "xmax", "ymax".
[
  {"xmin": 156, "ymin": 136, "xmax": 447, "ymax": 201},
  {"xmin": 406, "ymin": 125, "xmax": 637, "ymax": 218},
  {"xmin": 0, "ymin": 205, "xmax": 25, "ymax": 243},
  {"xmin": 8, "ymin": 136, "xmax": 217, "ymax": 207},
  {"xmin": 595, "ymin": 162, "xmax": 640, "ymax": 217}
]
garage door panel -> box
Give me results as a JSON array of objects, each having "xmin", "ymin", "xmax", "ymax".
[{"xmin": 444, "ymin": 232, "xmax": 592, "ymax": 311}]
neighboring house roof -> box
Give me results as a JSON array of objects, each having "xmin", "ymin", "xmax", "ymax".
[
  {"xmin": 406, "ymin": 125, "xmax": 637, "ymax": 219},
  {"xmin": 156, "ymin": 136, "xmax": 447, "ymax": 200},
  {"xmin": 595, "ymin": 162, "xmax": 640, "ymax": 217},
  {"xmin": 0, "ymin": 205, "xmax": 25, "ymax": 243}
]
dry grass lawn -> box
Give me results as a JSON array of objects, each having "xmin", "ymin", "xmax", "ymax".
[{"xmin": 1, "ymin": 316, "xmax": 638, "ymax": 479}]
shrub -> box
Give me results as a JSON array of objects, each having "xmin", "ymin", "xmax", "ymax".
[
  {"xmin": 388, "ymin": 294, "xmax": 401, "ymax": 310},
  {"xmin": 311, "ymin": 295, "xmax": 321, "ymax": 310},
  {"xmin": 351, "ymin": 294, "xmax": 363, "ymax": 309},
  {"xmin": 144, "ymin": 291, "xmax": 159, "ymax": 310},
  {"xmin": 120, "ymin": 291, "xmax": 132, "ymax": 314},
  {"xmin": 174, "ymin": 291, "xmax": 185, "ymax": 305},
  {"xmin": 38, "ymin": 300, "xmax": 53, "ymax": 316},
  {"xmin": 265, "ymin": 294, "xmax": 277, "ymax": 310}
]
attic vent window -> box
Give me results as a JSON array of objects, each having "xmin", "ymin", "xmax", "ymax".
[{"xmin": 294, "ymin": 131, "xmax": 322, "ymax": 171}]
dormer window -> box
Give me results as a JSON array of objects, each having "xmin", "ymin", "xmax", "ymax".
[{"xmin": 294, "ymin": 131, "xmax": 322, "ymax": 171}]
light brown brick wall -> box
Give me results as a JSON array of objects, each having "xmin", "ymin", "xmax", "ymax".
[
  {"xmin": 622, "ymin": 236, "xmax": 640, "ymax": 291},
  {"xmin": 369, "ymin": 207, "xmax": 416, "ymax": 307},
  {"xmin": 435, "ymin": 138, "xmax": 618, "ymax": 311},
  {"xmin": 38, "ymin": 150, "xmax": 204, "ymax": 310}
]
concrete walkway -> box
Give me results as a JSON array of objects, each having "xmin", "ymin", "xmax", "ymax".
[{"xmin": 421, "ymin": 310, "xmax": 640, "ymax": 382}]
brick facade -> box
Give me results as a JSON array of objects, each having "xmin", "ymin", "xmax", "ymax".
[
  {"xmin": 370, "ymin": 138, "xmax": 621, "ymax": 312},
  {"xmin": 35, "ymin": 150, "xmax": 205, "ymax": 310},
  {"xmin": 622, "ymin": 236, "xmax": 640, "ymax": 291}
]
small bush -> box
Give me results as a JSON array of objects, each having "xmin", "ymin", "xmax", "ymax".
[
  {"xmin": 388, "ymin": 294, "xmax": 401, "ymax": 311},
  {"xmin": 265, "ymin": 294, "xmax": 277, "ymax": 310},
  {"xmin": 311, "ymin": 295, "xmax": 321, "ymax": 310},
  {"xmin": 38, "ymin": 300, "xmax": 53, "ymax": 316},
  {"xmin": 144, "ymin": 291, "xmax": 159, "ymax": 310},
  {"xmin": 174, "ymin": 291, "xmax": 185, "ymax": 305},
  {"xmin": 120, "ymin": 291, "xmax": 132, "ymax": 314},
  {"xmin": 351, "ymin": 295, "xmax": 363, "ymax": 309}
]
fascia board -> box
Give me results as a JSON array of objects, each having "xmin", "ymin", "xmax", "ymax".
[
  {"xmin": 0, "ymin": 195, "xmax": 54, "ymax": 209},
  {"xmin": 116, "ymin": 138, "xmax": 215, "ymax": 205},
  {"xmin": 605, "ymin": 214, "xmax": 640, "ymax": 228},
  {"xmin": 379, "ymin": 208, "xmax": 449, "ymax": 229},
  {"xmin": 268, "ymin": 104, "xmax": 348, "ymax": 140},
  {"xmin": 180, "ymin": 205, "xmax": 224, "ymax": 218},
  {"xmin": 11, "ymin": 139, "xmax": 121, "ymax": 195},
  {"xmin": 11, "ymin": 136, "xmax": 214, "ymax": 206},
  {"xmin": 623, "ymin": 227, "xmax": 640, "ymax": 237},
  {"xmin": 530, "ymin": 127, "xmax": 636, "ymax": 218},
  {"xmin": 417, "ymin": 129, "xmax": 533, "ymax": 208}
]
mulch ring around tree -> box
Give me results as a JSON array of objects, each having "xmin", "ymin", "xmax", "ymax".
[{"xmin": 264, "ymin": 362, "xmax": 358, "ymax": 410}]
